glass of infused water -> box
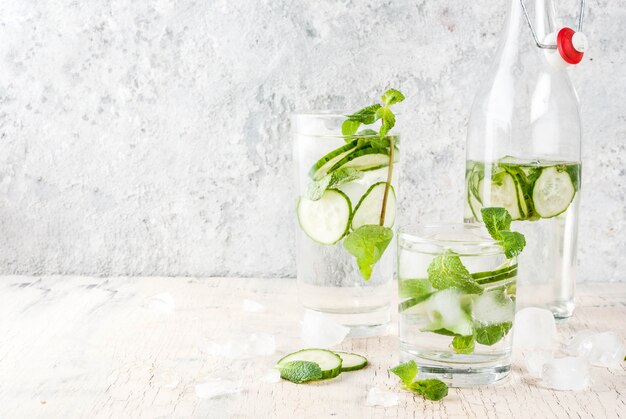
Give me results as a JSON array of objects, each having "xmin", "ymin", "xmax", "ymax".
[{"xmin": 398, "ymin": 223, "xmax": 517, "ymax": 386}]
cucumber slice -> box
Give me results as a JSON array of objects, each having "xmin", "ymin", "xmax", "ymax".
[
  {"xmin": 334, "ymin": 351, "xmax": 368, "ymax": 372},
  {"xmin": 351, "ymin": 182, "xmax": 396, "ymax": 229},
  {"xmin": 532, "ymin": 167, "xmax": 576, "ymax": 218},
  {"xmin": 297, "ymin": 189, "xmax": 351, "ymax": 245},
  {"xmin": 330, "ymin": 148, "xmax": 391, "ymax": 173},
  {"xmin": 478, "ymin": 171, "xmax": 522, "ymax": 220},
  {"xmin": 277, "ymin": 349, "xmax": 342, "ymax": 379},
  {"xmin": 420, "ymin": 289, "xmax": 474, "ymax": 337},
  {"xmin": 308, "ymin": 140, "xmax": 360, "ymax": 180}
]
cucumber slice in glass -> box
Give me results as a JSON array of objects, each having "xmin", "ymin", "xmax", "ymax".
[
  {"xmin": 334, "ymin": 351, "xmax": 368, "ymax": 372},
  {"xmin": 277, "ymin": 349, "xmax": 343, "ymax": 379},
  {"xmin": 297, "ymin": 189, "xmax": 351, "ymax": 245},
  {"xmin": 532, "ymin": 166, "xmax": 576, "ymax": 218},
  {"xmin": 308, "ymin": 140, "xmax": 360, "ymax": 180},
  {"xmin": 330, "ymin": 147, "xmax": 391, "ymax": 173},
  {"xmin": 351, "ymin": 182, "xmax": 396, "ymax": 229},
  {"xmin": 478, "ymin": 171, "xmax": 522, "ymax": 220}
]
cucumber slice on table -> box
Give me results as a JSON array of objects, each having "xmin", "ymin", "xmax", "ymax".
[
  {"xmin": 478, "ymin": 171, "xmax": 522, "ymax": 220},
  {"xmin": 277, "ymin": 349, "xmax": 343, "ymax": 379},
  {"xmin": 334, "ymin": 351, "xmax": 368, "ymax": 372},
  {"xmin": 297, "ymin": 189, "xmax": 351, "ymax": 245},
  {"xmin": 532, "ymin": 167, "xmax": 576, "ymax": 218},
  {"xmin": 351, "ymin": 182, "xmax": 396, "ymax": 229},
  {"xmin": 330, "ymin": 147, "xmax": 391, "ymax": 173},
  {"xmin": 309, "ymin": 140, "xmax": 361, "ymax": 180}
]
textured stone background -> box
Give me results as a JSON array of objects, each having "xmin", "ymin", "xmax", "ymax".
[{"xmin": 0, "ymin": 0, "xmax": 624, "ymax": 280}]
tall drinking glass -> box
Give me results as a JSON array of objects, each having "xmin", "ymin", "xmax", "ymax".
[
  {"xmin": 398, "ymin": 223, "xmax": 517, "ymax": 386},
  {"xmin": 292, "ymin": 111, "xmax": 400, "ymax": 336}
]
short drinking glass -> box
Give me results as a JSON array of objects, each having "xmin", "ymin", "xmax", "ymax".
[
  {"xmin": 398, "ymin": 223, "xmax": 517, "ymax": 386},
  {"xmin": 292, "ymin": 111, "xmax": 400, "ymax": 336}
]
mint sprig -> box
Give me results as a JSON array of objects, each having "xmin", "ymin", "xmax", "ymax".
[
  {"xmin": 279, "ymin": 361, "xmax": 323, "ymax": 384},
  {"xmin": 426, "ymin": 251, "xmax": 483, "ymax": 295},
  {"xmin": 343, "ymin": 225, "xmax": 393, "ymax": 280},
  {"xmin": 481, "ymin": 207, "xmax": 526, "ymax": 258},
  {"xmin": 307, "ymin": 168, "xmax": 363, "ymax": 201},
  {"xmin": 389, "ymin": 360, "xmax": 449, "ymax": 401}
]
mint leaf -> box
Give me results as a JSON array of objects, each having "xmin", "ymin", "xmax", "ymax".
[
  {"xmin": 382, "ymin": 88, "xmax": 406, "ymax": 106},
  {"xmin": 427, "ymin": 251, "xmax": 483, "ymax": 294},
  {"xmin": 279, "ymin": 361, "xmax": 323, "ymax": 384},
  {"xmin": 426, "ymin": 328, "xmax": 460, "ymax": 337},
  {"xmin": 375, "ymin": 106, "xmax": 396, "ymax": 139},
  {"xmin": 389, "ymin": 360, "xmax": 418, "ymax": 386},
  {"xmin": 341, "ymin": 104, "xmax": 382, "ymax": 136},
  {"xmin": 474, "ymin": 322, "xmax": 512, "ymax": 346},
  {"xmin": 398, "ymin": 278, "xmax": 434, "ymax": 299},
  {"xmin": 481, "ymin": 207, "xmax": 511, "ymax": 240},
  {"xmin": 408, "ymin": 379, "xmax": 449, "ymax": 401},
  {"xmin": 343, "ymin": 225, "xmax": 393, "ymax": 280},
  {"xmin": 307, "ymin": 168, "xmax": 363, "ymax": 200},
  {"xmin": 451, "ymin": 335, "xmax": 475, "ymax": 354},
  {"xmin": 499, "ymin": 230, "xmax": 526, "ymax": 259}
]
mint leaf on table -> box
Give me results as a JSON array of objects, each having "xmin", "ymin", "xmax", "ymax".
[
  {"xmin": 307, "ymin": 168, "xmax": 363, "ymax": 200},
  {"xmin": 499, "ymin": 231, "xmax": 526, "ymax": 259},
  {"xmin": 427, "ymin": 251, "xmax": 483, "ymax": 295},
  {"xmin": 408, "ymin": 379, "xmax": 449, "ymax": 401},
  {"xmin": 389, "ymin": 360, "xmax": 418, "ymax": 386},
  {"xmin": 343, "ymin": 225, "xmax": 393, "ymax": 280},
  {"xmin": 451, "ymin": 335, "xmax": 475, "ymax": 354},
  {"xmin": 341, "ymin": 104, "xmax": 382, "ymax": 136},
  {"xmin": 279, "ymin": 361, "xmax": 323, "ymax": 384},
  {"xmin": 481, "ymin": 207, "xmax": 512, "ymax": 240},
  {"xmin": 474, "ymin": 322, "xmax": 512, "ymax": 346},
  {"xmin": 389, "ymin": 360, "xmax": 448, "ymax": 401}
]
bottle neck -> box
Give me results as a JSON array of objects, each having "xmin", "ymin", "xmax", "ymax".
[{"xmin": 499, "ymin": 0, "xmax": 557, "ymax": 58}]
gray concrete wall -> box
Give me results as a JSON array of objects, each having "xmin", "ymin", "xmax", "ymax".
[{"xmin": 0, "ymin": 0, "xmax": 624, "ymax": 280}]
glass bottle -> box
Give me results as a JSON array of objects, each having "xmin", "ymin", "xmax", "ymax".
[{"xmin": 464, "ymin": 0, "xmax": 586, "ymax": 318}]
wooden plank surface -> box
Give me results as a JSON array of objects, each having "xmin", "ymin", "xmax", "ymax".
[{"xmin": 0, "ymin": 276, "xmax": 624, "ymax": 418}]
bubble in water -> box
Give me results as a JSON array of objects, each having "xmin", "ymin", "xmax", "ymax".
[
  {"xmin": 513, "ymin": 307, "xmax": 556, "ymax": 351},
  {"xmin": 542, "ymin": 357, "xmax": 590, "ymax": 391}
]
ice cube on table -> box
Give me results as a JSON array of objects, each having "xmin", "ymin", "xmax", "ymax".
[
  {"xmin": 195, "ymin": 378, "xmax": 240, "ymax": 399},
  {"xmin": 242, "ymin": 299, "xmax": 265, "ymax": 313},
  {"xmin": 542, "ymin": 357, "xmax": 590, "ymax": 391},
  {"xmin": 204, "ymin": 333, "xmax": 276, "ymax": 358},
  {"xmin": 524, "ymin": 350, "xmax": 553, "ymax": 378},
  {"xmin": 513, "ymin": 307, "xmax": 556, "ymax": 350},
  {"xmin": 301, "ymin": 309, "xmax": 350, "ymax": 348},
  {"xmin": 366, "ymin": 387, "xmax": 398, "ymax": 407},
  {"xmin": 564, "ymin": 330, "xmax": 595, "ymax": 357},
  {"xmin": 146, "ymin": 292, "xmax": 176, "ymax": 313},
  {"xmin": 587, "ymin": 331, "xmax": 624, "ymax": 369}
]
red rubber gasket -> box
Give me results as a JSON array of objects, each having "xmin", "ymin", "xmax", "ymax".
[{"xmin": 557, "ymin": 27, "xmax": 584, "ymax": 65}]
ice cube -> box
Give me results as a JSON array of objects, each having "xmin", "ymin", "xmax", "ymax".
[
  {"xmin": 564, "ymin": 330, "xmax": 595, "ymax": 357},
  {"xmin": 242, "ymin": 299, "xmax": 265, "ymax": 313},
  {"xmin": 542, "ymin": 357, "xmax": 590, "ymax": 391},
  {"xmin": 366, "ymin": 387, "xmax": 398, "ymax": 407},
  {"xmin": 513, "ymin": 308, "xmax": 556, "ymax": 351},
  {"xmin": 146, "ymin": 292, "xmax": 176, "ymax": 313},
  {"xmin": 300, "ymin": 309, "xmax": 350, "ymax": 348},
  {"xmin": 587, "ymin": 331, "xmax": 624, "ymax": 369},
  {"xmin": 195, "ymin": 378, "xmax": 240, "ymax": 399},
  {"xmin": 524, "ymin": 350, "xmax": 553, "ymax": 378},
  {"xmin": 260, "ymin": 369, "xmax": 281, "ymax": 384}
]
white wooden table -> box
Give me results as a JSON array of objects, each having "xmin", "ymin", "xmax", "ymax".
[{"xmin": 0, "ymin": 276, "xmax": 624, "ymax": 418}]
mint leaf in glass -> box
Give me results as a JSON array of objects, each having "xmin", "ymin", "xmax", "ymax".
[
  {"xmin": 408, "ymin": 379, "xmax": 449, "ymax": 401},
  {"xmin": 341, "ymin": 104, "xmax": 382, "ymax": 136},
  {"xmin": 343, "ymin": 225, "xmax": 393, "ymax": 280},
  {"xmin": 279, "ymin": 361, "xmax": 323, "ymax": 384},
  {"xmin": 426, "ymin": 251, "xmax": 483, "ymax": 294},
  {"xmin": 398, "ymin": 278, "xmax": 435, "ymax": 299},
  {"xmin": 481, "ymin": 207, "xmax": 526, "ymax": 259},
  {"xmin": 451, "ymin": 335, "xmax": 475, "ymax": 354},
  {"xmin": 375, "ymin": 106, "xmax": 396, "ymax": 139},
  {"xmin": 389, "ymin": 360, "xmax": 418, "ymax": 386},
  {"xmin": 307, "ymin": 168, "xmax": 363, "ymax": 201},
  {"xmin": 474, "ymin": 322, "xmax": 512, "ymax": 346},
  {"xmin": 382, "ymin": 88, "xmax": 406, "ymax": 106}
]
